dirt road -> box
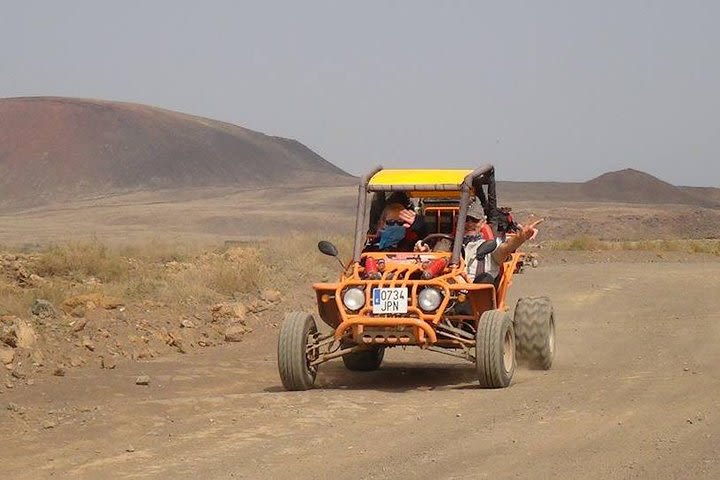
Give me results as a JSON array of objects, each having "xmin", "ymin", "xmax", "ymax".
[{"xmin": 2, "ymin": 260, "xmax": 719, "ymax": 479}]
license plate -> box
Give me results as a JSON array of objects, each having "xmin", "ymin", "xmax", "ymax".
[{"xmin": 372, "ymin": 288, "xmax": 408, "ymax": 314}]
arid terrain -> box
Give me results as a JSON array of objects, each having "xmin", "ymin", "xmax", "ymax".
[
  {"xmin": 2, "ymin": 253, "xmax": 719, "ymax": 479},
  {"xmin": 1, "ymin": 97, "xmax": 719, "ymax": 479}
]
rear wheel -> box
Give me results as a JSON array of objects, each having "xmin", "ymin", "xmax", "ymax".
[
  {"xmin": 514, "ymin": 296, "xmax": 555, "ymax": 370},
  {"xmin": 475, "ymin": 310, "xmax": 515, "ymax": 388},
  {"xmin": 278, "ymin": 312, "xmax": 318, "ymax": 391},
  {"xmin": 342, "ymin": 344, "xmax": 385, "ymax": 371}
]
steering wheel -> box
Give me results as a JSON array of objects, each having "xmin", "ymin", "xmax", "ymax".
[{"xmin": 420, "ymin": 233, "xmax": 454, "ymax": 248}]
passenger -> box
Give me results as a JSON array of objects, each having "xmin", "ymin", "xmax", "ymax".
[
  {"xmin": 463, "ymin": 200, "xmax": 542, "ymax": 284},
  {"xmin": 462, "ymin": 201, "xmax": 497, "ymax": 283}
]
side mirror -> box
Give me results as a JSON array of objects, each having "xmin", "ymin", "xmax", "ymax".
[{"xmin": 318, "ymin": 240, "xmax": 338, "ymax": 257}]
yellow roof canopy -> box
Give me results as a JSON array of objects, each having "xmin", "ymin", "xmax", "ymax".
[{"xmin": 368, "ymin": 169, "xmax": 473, "ymax": 192}]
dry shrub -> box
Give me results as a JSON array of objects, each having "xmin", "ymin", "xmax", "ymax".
[
  {"xmin": 263, "ymin": 233, "xmax": 353, "ymax": 275},
  {"xmin": 35, "ymin": 240, "xmax": 127, "ymax": 281},
  {"xmin": 2, "ymin": 233, "xmax": 356, "ymax": 317},
  {"xmin": 203, "ymin": 246, "xmax": 270, "ymax": 296},
  {"xmin": 548, "ymin": 237, "xmax": 720, "ymax": 255},
  {"xmin": 119, "ymin": 240, "xmax": 198, "ymax": 264},
  {"xmin": 553, "ymin": 236, "xmax": 608, "ymax": 251}
]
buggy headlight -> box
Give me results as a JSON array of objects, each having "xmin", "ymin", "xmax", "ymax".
[
  {"xmin": 342, "ymin": 287, "xmax": 365, "ymax": 311},
  {"xmin": 418, "ymin": 288, "xmax": 443, "ymax": 312}
]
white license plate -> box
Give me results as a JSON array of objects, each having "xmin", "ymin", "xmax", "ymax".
[{"xmin": 372, "ymin": 288, "xmax": 408, "ymax": 314}]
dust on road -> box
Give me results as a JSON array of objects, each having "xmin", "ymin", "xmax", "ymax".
[{"xmin": 2, "ymin": 261, "xmax": 719, "ymax": 479}]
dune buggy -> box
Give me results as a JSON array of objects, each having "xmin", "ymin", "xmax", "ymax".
[{"xmin": 278, "ymin": 165, "xmax": 555, "ymax": 390}]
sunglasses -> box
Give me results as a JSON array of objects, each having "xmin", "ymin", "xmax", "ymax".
[{"xmin": 384, "ymin": 219, "xmax": 405, "ymax": 226}]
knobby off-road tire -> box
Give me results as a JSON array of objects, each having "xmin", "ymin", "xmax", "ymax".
[
  {"xmin": 278, "ymin": 312, "xmax": 318, "ymax": 391},
  {"xmin": 342, "ymin": 344, "xmax": 385, "ymax": 371},
  {"xmin": 514, "ymin": 296, "xmax": 555, "ymax": 370},
  {"xmin": 476, "ymin": 310, "xmax": 516, "ymax": 388}
]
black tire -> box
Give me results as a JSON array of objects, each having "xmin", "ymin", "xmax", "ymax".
[
  {"xmin": 278, "ymin": 312, "xmax": 318, "ymax": 391},
  {"xmin": 514, "ymin": 296, "xmax": 555, "ymax": 370},
  {"xmin": 475, "ymin": 310, "xmax": 515, "ymax": 388},
  {"xmin": 341, "ymin": 344, "xmax": 385, "ymax": 371}
]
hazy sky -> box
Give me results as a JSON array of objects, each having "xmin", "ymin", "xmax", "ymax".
[{"xmin": 2, "ymin": 1, "xmax": 718, "ymax": 186}]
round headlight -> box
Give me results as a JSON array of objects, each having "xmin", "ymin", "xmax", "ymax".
[
  {"xmin": 418, "ymin": 288, "xmax": 443, "ymax": 312},
  {"xmin": 342, "ymin": 287, "xmax": 365, "ymax": 311}
]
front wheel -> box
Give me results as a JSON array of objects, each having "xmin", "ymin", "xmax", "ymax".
[
  {"xmin": 476, "ymin": 310, "xmax": 515, "ymax": 388},
  {"xmin": 278, "ymin": 312, "xmax": 318, "ymax": 391}
]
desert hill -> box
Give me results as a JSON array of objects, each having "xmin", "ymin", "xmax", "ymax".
[
  {"xmin": 499, "ymin": 168, "xmax": 719, "ymax": 208},
  {"xmin": 0, "ymin": 97, "xmax": 352, "ymax": 208},
  {"xmin": 580, "ymin": 168, "xmax": 712, "ymax": 205}
]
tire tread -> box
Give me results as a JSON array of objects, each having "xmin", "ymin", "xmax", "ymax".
[
  {"xmin": 278, "ymin": 312, "xmax": 317, "ymax": 391},
  {"xmin": 514, "ymin": 296, "xmax": 555, "ymax": 370}
]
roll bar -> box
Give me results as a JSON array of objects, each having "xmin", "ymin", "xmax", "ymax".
[{"xmin": 352, "ymin": 165, "xmax": 383, "ymax": 263}]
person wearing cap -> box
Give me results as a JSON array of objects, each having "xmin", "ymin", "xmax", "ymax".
[
  {"xmin": 462, "ymin": 200, "xmax": 498, "ymax": 283},
  {"xmin": 463, "ymin": 200, "xmax": 542, "ymax": 284}
]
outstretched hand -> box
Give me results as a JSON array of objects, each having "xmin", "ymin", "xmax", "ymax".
[{"xmin": 518, "ymin": 218, "xmax": 544, "ymax": 242}]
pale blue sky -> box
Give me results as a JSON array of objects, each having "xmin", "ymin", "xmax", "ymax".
[{"xmin": 1, "ymin": 0, "xmax": 718, "ymax": 186}]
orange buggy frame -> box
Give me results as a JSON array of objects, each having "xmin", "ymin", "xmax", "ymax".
[{"xmin": 277, "ymin": 165, "xmax": 555, "ymax": 391}]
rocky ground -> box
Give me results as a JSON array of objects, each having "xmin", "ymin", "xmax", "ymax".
[
  {"xmin": 1, "ymin": 254, "xmax": 719, "ymax": 479},
  {"xmin": 0, "ymin": 244, "xmax": 330, "ymax": 392}
]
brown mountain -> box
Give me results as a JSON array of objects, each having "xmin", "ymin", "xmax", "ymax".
[
  {"xmin": 0, "ymin": 97, "xmax": 352, "ymax": 208},
  {"xmin": 499, "ymin": 168, "xmax": 718, "ymax": 208},
  {"xmin": 579, "ymin": 168, "xmax": 713, "ymax": 206}
]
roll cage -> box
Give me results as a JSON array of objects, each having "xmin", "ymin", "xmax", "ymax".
[{"xmin": 352, "ymin": 165, "xmax": 498, "ymax": 265}]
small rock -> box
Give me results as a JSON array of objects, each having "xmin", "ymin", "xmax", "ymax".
[
  {"xmin": 683, "ymin": 367, "xmax": 690, "ymax": 372},
  {"xmin": 53, "ymin": 366, "xmax": 66, "ymax": 377},
  {"xmin": 456, "ymin": 413, "xmax": 462, "ymax": 418},
  {"xmin": 168, "ymin": 336, "xmax": 187, "ymax": 354},
  {"xmin": 7, "ymin": 402, "xmax": 22, "ymax": 412},
  {"xmin": 15, "ymin": 320, "xmax": 37, "ymax": 349},
  {"xmin": 224, "ymin": 325, "xmax": 249, "ymax": 343},
  {"xmin": 62, "ymin": 293, "xmax": 123, "ymax": 314},
  {"xmin": 82, "ymin": 336, "xmax": 95, "ymax": 352},
  {"xmin": 0, "ymin": 326, "xmax": 17, "ymax": 348},
  {"xmin": 247, "ymin": 300, "xmax": 268, "ymax": 314},
  {"xmin": 211, "ymin": 302, "xmax": 246, "ymax": 322},
  {"xmin": 136, "ymin": 375, "xmax": 150, "ymax": 386},
  {"xmin": 69, "ymin": 356, "xmax": 85, "ymax": 368},
  {"xmin": 261, "ymin": 289, "xmax": 282, "ymax": 303},
  {"xmin": 31, "ymin": 299, "xmax": 58, "ymax": 319},
  {"xmin": 101, "ymin": 356, "xmax": 117, "ymax": 370},
  {"xmin": 126, "ymin": 445, "xmax": 135, "ymax": 453},
  {"xmin": 42, "ymin": 420, "xmax": 57, "ymax": 429},
  {"xmin": 70, "ymin": 306, "xmax": 87, "ymax": 319},
  {"xmin": 11, "ymin": 368, "xmax": 27, "ymax": 380},
  {"xmin": 0, "ymin": 347, "xmax": 14, "ymax": 365},
  {"xmin": 72, "ymin": 318, "xmax": 88, "ymax": 332},
  {"xmin": 180, "ymin": 319, "xmax": 195, "ymax": 329},
  {"xmin": 31, "ymin": 350, "xmax": 45, "ymax": 366}
]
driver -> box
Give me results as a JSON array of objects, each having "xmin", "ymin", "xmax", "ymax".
[{"xmin": 364, "ymin": 201, "xmax": 427, "ymax": 252}]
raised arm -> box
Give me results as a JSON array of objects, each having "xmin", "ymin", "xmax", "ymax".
[{"xmin": 491, "ymin": 219, "xmax": 543, "ymax": 264}]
